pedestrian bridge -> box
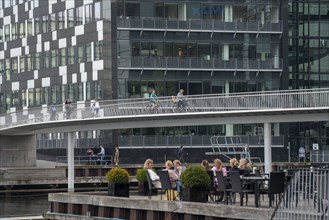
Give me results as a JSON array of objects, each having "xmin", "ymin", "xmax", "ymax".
[
  {"xmin": 1, "ymin": 88, "xmax": 328, "ymax": 187},
  {"xmin": 0, "ymin": 88, "xmax": 328, "ymax": 135}
]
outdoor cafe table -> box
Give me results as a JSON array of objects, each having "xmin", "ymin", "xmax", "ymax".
[{"xmin": 240, "ymin": 176, "xmax": 268, "ymax": 207}]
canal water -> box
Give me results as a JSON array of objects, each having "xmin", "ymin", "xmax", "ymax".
[{"xmin": 0, "ymin": 195, "xmax": 49, "ymax": 217}]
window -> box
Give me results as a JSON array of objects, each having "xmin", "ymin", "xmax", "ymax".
[
  {"xmin": 42, "ymin": 87, "xmax": 49, "ymax": 104},
  {"xmin": 51, "ymin": 85, "xmax": 59, "ymax": 104},
  {"xmin": 67, "ymin": 9, "xmax": 75, "ymax": 28},
  {"xmin": 26, "ymin": 54, "xmax": 32, "ymax": 71},
  {"xmin": 19, "ymin": 22, "xmax": 25, "ymax": 38},
  {"xmin": 35, "ymin": 88, "xmax": 41, "ymax": 105},
  {"xmin": 4, "ymin": 25, "xmax": 10, "ymax": 41},
  {"xmin": 20, "ymin": 55, "xmax": 25, "ymax": 73},
  {"xmin": 12, "ymin": 91, "xmax": 19, "ymax": 107},
  {"xmin": 76, "ymin": 6, "xmax": 83, "ymax": 25},
  {"xmin": 60, "ymin": 48, "xmax": 66, "ymax": 66},
  {"xmin": 27, "ymin": 19, "xmax": 33, "ymax": 36},
  {"xmin": 68, "ymin": 47, "xmax": 75, "ymax": 64},
  {"xmin": 43, "ymin": 51, "xmax": 49, "ymax": 68},
  {"xmin": 12, "ymin": 23, "xmax": 17, "ymax": 40},
  {"xmin": 126, "ymin": 1, "xmax": 140, "ymax": 18},
  {"xmin": 0, "ymin": 60, "xmax": 4, "ymax": 76},
  {"xmin": 85, "ymin": 4, "xmax": 93, "ymax": 24},
  {"xmin": 11, "ymin": 57, "xmax": 18, "ymax": 74},
  {"xmin": 58, "ymin": 11, "xmax": 65, "ymax": 30},
  {"xmin": 35, "ymin": 17, "xmax": 40, "ymax": 34},
  {"xmin": 28, "ymin": 89, "xmax": 34, "ymax": 106},
  {"xmin": 95, "ymin": 2, "xmax": 102, "ymax": 21},
  {"xmin": 21, "ymin": 89, "xmax": 26, "ymax": 106},
  {"xmin": 78, "ymin": 46, "xmax": 84, "ymax": 62},
  {"xmin": 42, "ymin": 15, "xmax": 49, "ymax": 33},
  {"xmin": 5, "ymin": 59, "xmax": 10, "ymax": 81},
  {"xmin": 94, "ymin": 42, "xmax": 102, "ymax": 60},
  {"xmin": 50, "ymin": 13, "xmax": 56, "ymax": 31},
  {"xmin": 0, "ymin": 27, "xmax": 3, "ymax": 42},
  {"xmin": 86, "ymin": 43, "xmax": 91, "ymax": 62},
  {"xmin": 51, "ymin": 49, "xmax": 58, "ymax": 67},
  {"xmin": 78, "ymin": 83, "xmax": 83, "ymax": 101},
  {"xmin": 35, "ymin": 52, "xmax": 40, "ymax": 70}
]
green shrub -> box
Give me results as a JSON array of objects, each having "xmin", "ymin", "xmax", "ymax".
[
  {"xmin": 136, "ymin": 168, "xmax": 148, "ymax": 182},
  {"xmin": 180, "ymin": 165, "xmax": 210, "ymax": 189},
  {"xmin": 106, "ymin": 168, "xmax": 130, "ymax": 184}
]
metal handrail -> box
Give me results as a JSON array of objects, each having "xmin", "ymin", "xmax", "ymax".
[
  {"xmin": 1, "ymin": 88, "xmax": 329, "ymax": 130},
  {"xmin": 271, "ymin": 168, "xmax": 329, "ymax": 220},
  {"xmin": 117, "ymin": 17, "xmax": 283, "ymax": 33},
  {"xmin": 118, "ymin": 57, "xmax": 283, "ymax": 71}
]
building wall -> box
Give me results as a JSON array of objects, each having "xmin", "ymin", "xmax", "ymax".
[{"xmin": 287, "ymin": 0, "xmax": 329, "ymax": 156}]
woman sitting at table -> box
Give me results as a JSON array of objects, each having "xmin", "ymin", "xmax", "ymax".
[
  {"xmin": 163, "ymin": 160, "xmax": 180, "ymax": 200},
  {"xmin": 228, "ymin": 158, "xmax": 239, "ymax": 172},
  {"xmin": 211, "ymin": 159, "xmax": 228, "ymax": 202},
  {"xmin": 144, "ymin": 159, "xmax": 161, "ymax": 188},
  {"xmin": 201, "ymin": 159, "xmax": 211, "ymax": 171},
  {"xmin": 239, "ymin": 158, "xmax": 251, "ymax": 176}
]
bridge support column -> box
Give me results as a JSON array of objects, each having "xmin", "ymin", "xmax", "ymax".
[
  {"xmin": 264, "ymin": 123, "xmax": 272, "ymax": 174},
  {"xmin": 67, "ymin": 132, "xmax": 75, "ymax": 192}
]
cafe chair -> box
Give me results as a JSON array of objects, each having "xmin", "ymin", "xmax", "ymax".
[
  {"xmin": 207, "ymin": 171, "xmax": 218, "ymax": 203},
  {"xmin": 158, "ymin": 170, "xmax": 177, "ymax": 201},
  {"xmin": 146, "ymin": 169, "xmax": 156, "ymax": 199},
  {"xmin": 216, "ymin": 171, "xmax": 232, "ymax": 205},
  {"xmin": 260, "ymin": 172, "xmax": 285, "ymax": 207},
  {"xmin": 229, "ymin": 171, "xmax": 254, "ymax": 206}
]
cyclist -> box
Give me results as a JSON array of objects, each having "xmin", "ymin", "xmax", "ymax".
[
  {"xmin": 64, "ymin": 99, "xmax": 72, "ymax": 119},
  {"xmin": 176, "ymin": 89, "xmax": 186, "ymax": 112},
  {"xmin": 50, "ymin": 105, "xmax": 57, "ymax": 120},
  {"xmin": 149, "ymin": 89, "xmax": 159, "ymax": 110}
]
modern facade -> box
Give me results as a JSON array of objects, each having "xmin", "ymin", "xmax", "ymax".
[
  {"xmin": 0, "ymin": 0, "xmax": 327, "ymax": 161},
  {"xmin": 287, "ymin": 0, "xmax": 329, "ymax": 159}
]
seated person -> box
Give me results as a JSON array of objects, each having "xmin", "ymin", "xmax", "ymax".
[
  {"xmin": 238, "ymin": 158, "xmax": 251, "ymax": 176},
  {"xmin": 144, "ymin": 159, "xmax": 161, "ymax": 188},
  {"xmin": 228, "ymin": 158, "xmax": 240, "ymax": 173},
  {"xmin": 163, "ymin": 160, "xmax": 180, "ymax": 200}
]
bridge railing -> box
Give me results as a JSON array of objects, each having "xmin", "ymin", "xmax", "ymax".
[
  {"xmin": 1, "ymin": 88, "xmax": 329, "ymax": 130},
  {"xmin": 271, "ymin": 168, "xmax": 329, "ymax": 220},
  {"xmin": 310, "ymin": 151, "xmax": 329, "ymax": 163}
]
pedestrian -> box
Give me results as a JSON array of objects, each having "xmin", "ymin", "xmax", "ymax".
[
  {"xmin": 97, "ymin": 144, "xmax": 105, "ymax": 165},
  {"xmin": 114, "ymin": 146, "xmax": 119, "ymax": 165},
  {"xmin": 177, "ymin": 145, "xmax": 188, "ymax": 164}
]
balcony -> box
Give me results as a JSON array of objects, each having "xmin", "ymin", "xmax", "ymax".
[
  {"xmin": 118, "ymin": 57, "xmax": 283, "ymax": 72},
  {"xmin": 117, "ymin": 17, "xmax": 283, "ymax": 34}
]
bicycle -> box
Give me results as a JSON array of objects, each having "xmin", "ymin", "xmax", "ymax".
[
  {"xmin": 144, "ymin": 101, "xmax": 161, "ymax": 114},
  {"xmin": 64, "ymin": 104, "xmax": 74, "ymax": 119},
  {"xmin": 172, "ymin": 97, "xmax": 195, "ymax": 113}
]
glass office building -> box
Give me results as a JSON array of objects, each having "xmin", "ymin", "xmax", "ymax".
[
  {"xmin": 288, "ymin": 0, "xmax": 329, "ymax": 158},
  {"xmin": 0, "ymin": 0, "xmax": 327, "ymax": 161}
]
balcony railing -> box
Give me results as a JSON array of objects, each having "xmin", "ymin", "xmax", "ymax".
[
  {"xmin": 117, "ymin": 17, "xmax": 283, "ymax": 34},
  {"xmin": 118, "ymin": 57, "xmax": 283, "ymax": 72}
]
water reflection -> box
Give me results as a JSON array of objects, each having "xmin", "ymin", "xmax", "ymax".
[{"xmin": 0, "ymin": 195, "xmax": 49, "ymax": 217}]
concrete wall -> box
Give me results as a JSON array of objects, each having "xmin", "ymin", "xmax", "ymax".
[{"xmin": 0, "ymin": 135, "xmax": 37, "ymax": 167}]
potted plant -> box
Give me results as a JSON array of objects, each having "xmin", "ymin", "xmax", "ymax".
[
  {"xmin": 136, "ymin": 168, "xmax": 158, "ymax": 196},
  {"xmin": 180, "ymin": 165, "xmax": 211, "ymax": 203},
  {"xmin": 106, "ymin": 167, "xmax": 130, "ymax": 197},
  {"xmin": 136, "ymin": 168, "xmax": 148, "ymax": 195}
]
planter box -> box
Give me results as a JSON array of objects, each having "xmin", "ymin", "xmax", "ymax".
[
  {"xmin": 182, "ymin": 187, "xmax": 208, "ymax": 203},
  {"xmin": 108, "ymin": 183, "xmax": 129, "ymax": 197},
  {"xmin": 138, "ymin": 181, "xmax": 158, "ymax": 196}
]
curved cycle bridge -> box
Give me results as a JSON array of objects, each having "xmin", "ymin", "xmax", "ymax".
[{"xmin": 1, "ymin": 88, "xmax": 328, "ymax": 191}]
